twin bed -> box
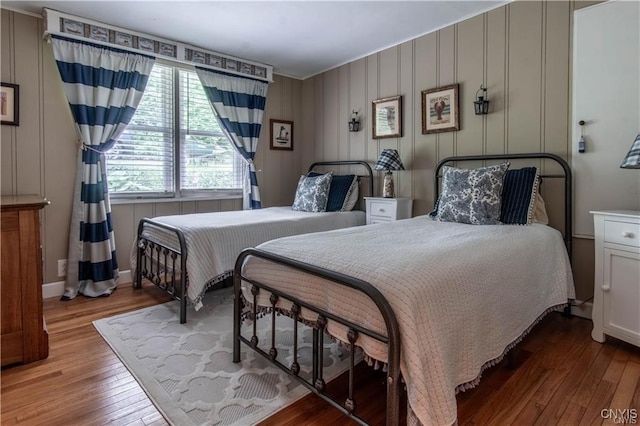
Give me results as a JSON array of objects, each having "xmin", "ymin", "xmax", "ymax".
[
  {"xmin": 232, "ymin": 153, "xmax": 576, "ymax": 425},
  {"xmin": 133, "ymin": 160, "xmax": 373, "ymax": 323}
]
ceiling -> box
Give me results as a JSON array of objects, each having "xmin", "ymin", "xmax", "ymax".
[{"xmin": 2, "ymin": 0, "xmax": 510, "ymax": 79}]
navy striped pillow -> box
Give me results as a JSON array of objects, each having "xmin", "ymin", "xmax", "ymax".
[
  {"xmin": 308, "ymin": 172, "xmax": 357, "ymax": 211},
  {"xmin": 500, "ymin": 167, "xmax": 539, "ymax": 225}
]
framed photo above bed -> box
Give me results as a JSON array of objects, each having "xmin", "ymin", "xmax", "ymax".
[
  {"xmin": 422, "ymin": 84, "xmax": 459, "ymax": 134},
  {"xmin": 372, "ymin": 95, "xmax": 402, "ymax": 139},
  {"xmin": 270, "ymin": 119, "xmax": 293, "ymax": 150},
  {"xmin": 1, "ymin": 83, "xmax": 19, "ymax": 126}
]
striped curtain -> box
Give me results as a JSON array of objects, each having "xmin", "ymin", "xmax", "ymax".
[
  {"xmin": 51, "ymin": 35, "xmax": 155, "ymax": 299},
  {"xmin": 195, "ymin": 68, "xmax": 268, "ymax": 209}
]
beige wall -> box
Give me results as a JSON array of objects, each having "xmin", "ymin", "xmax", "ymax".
[
  {"xmin": 302, "ymin": 0, "xmax": 600, "ymax": 300},
  {"xmin": 0, "ymin": 10, "xmax": 305, "ymax": 284},
  {"xmin": 2, "ymin": 2, "xmax": 602, "ymax": 301}
]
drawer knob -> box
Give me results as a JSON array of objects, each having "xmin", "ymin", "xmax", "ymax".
[
  {"xmin": 621, "ymin": 231, "xmax": 635, "ymax": 238},
  {"xmin": 378, "ymin": 208, "xmax": 385, "ymax": 213},
  {"xmin": 601, "ymin": 285, "xmax": 610, "ymax": 292}
]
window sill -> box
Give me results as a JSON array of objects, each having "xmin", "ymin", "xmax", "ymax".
[{"xmin": 111, "ymin": 193, "xmax": 242, "ymax": 205}]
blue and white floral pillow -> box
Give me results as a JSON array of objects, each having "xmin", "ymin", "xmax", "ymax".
[
  {"xmin": 431, "ymin": 162, "xmax": 509, "ymax": 225},
  {"xmin": 291, "ymin": 172, "xmax": 333, "ymax": 212}
]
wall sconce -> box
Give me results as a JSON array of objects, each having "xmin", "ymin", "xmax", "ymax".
[
  {"xmin": 348, "ymin": 110, "xmax": 360, "ymax": 132},
  {"xmin": 473, "ymin": 85, "xmax": 490, "ymax": 115}
]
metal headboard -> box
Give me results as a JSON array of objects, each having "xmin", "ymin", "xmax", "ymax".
[
  {"xmin": 434, "ymin": 153, "xmax": 573, "ymax": 259},
  {"xmin": 308, "ymin": 160, "xmax": 374, "ymax": 200}
]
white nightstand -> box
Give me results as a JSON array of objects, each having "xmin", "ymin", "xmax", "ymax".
[
  {"xmin": 364, "ymin": 197, "xmax": 413, "ymax": 225},
  {"xmin": 590, "ymin": 210, "xmax": 640, "ymax": 348}
]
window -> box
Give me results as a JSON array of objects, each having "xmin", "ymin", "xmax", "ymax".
[{"xmin": 106, "ymin": 63, "xmax": 244, "ymax": 198}]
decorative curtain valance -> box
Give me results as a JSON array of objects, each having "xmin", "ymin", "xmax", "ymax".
[
  {"xmin": 51, "ymin": 35, "xmax": 155, "ymax": 299},
  {"xmin": 195, "ymin": 67, "xmax": 269, "ymax": 209}
]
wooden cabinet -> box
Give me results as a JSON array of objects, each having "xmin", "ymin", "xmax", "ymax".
[
  {"xmin": 364, "ymin": 197, "xmax": 413, "ymax": 225},
  {"xmin": 590, "ymin": 210, "xmax": 640, "ymax": 348},
  {"xmin": 1, "ymin": 195, "xmax": 49, "ymax": 366}
]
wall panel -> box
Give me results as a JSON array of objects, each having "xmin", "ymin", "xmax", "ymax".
[
  {"xmin": 506, "ymin": 1, "xmax": 543, "ymax": 152},
  {"xmin": 485, "ymin": 7, "xmax": 507, "ymax": 155},
  {"xmin": 1, "ymin": 11, "xmax": 15, "ymax": 195},
  {"xmin": 398, "ymin": 41, "xmax": 414, "ymax": 199},
  {"xmin": 414, "ymin": 33, "xmax": 438, "ymax": 212},
  {"xmin": 437, "ymin": 26, "xmax": 456, "ymax": 160},
  {"xmin": 13, "ymin": 13, "xmax": 42, "ymax": 196},
  {"xmin": 348, "ymin": 58, "xmax": 367, "ymax": 168},
  {"xmin": 456, "ymin": 15, "xmax": 485, "ymax": 158}
]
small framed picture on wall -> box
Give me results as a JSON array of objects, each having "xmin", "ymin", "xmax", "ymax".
[
  {"xmin": 421, "ymin": 84, "xmax": 459, "ymax": 134},
  {"xmin": 1, "ymin": 83, "xmax": 19, "ymax": 126},
  {"xmin": 372, "ymin": 95, "xmax": 402, "ymax": 139},
  {"xmin": 270, "ymin": 119, "xmax": 293, "ymax": 151}
]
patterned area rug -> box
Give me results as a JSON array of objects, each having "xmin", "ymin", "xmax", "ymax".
[{"xmin": 93, "ymin": 287, "xmax": 350, "ymax": 425}]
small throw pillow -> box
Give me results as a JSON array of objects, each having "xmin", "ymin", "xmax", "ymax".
[
  {"xmin": 500, "ymin": 167, "xmax": 540, "ymax": 225},
  {"xmin": 292, "ymin": 172, "xmax": 333, "ymax": 212},
  {"xmin": 431, "ymin": 162, "xmax": 509, "ymax": 225},
  {"xmin": 308, "ymin": 173, "xmax": 358, "ymax": 211},
  {"xmin": 532, "ymin": 193, "xmax": 549, "ymax": 225},
  {"xmin": 342, "ymin": 179, "xmax": 359, "ymax": 211}
]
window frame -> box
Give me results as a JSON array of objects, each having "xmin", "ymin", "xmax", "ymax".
[{"xmin": 108, "ymin": 62, "xmax": 244, "ymax": 201}]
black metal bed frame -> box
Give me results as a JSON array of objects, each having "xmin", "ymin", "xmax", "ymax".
[
  {"xmin": 233, "ymin": 153, "xmax": 573, "ymax": 425},
  {"xmin": 134, "ymin": 160, "xmax": 374, "ymax": 324}
]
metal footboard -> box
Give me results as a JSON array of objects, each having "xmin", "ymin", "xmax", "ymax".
[
  {"xmin": 135, "ymin": 218, "xmax": 188, "ymax": 323},
  {"xmin": 233, "ymin": 248, "xmax": 402, "ymax": 426}
]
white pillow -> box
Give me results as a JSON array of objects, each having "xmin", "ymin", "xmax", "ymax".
[
  {"xmin": 532, "ymin": 193, "xmax": 549, "ymax": 225},
  {"xmin": 342, "ymin": 179, "xmax": 359, "ymax": 211}
]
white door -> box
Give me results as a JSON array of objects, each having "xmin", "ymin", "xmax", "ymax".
[{"xmin": 572, "ymin": 1, "xmax": 640, "ymax": 237}]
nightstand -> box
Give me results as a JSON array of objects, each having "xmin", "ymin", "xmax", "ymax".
[
  {"xmin": 590, "ymin": 210, "xmax": 640, "ymax": 348},
  {"xmin": 364, "ymin": 197, "xmax": 413, "ymax": 225}
]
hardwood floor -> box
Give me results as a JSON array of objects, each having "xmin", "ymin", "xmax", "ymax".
[{"xmin": 1, "ymin": 283, "xmax": 639, "ymax": 425}]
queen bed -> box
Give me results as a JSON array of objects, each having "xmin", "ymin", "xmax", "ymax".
[
  {"xmin": 233, "ymin": 153, "xmax": 575, "ymax": 425},
  {"xmin": 132, "ymin": 160, "xmax": 373, "ymax": 323}
]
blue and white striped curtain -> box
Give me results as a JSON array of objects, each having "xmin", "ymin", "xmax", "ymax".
[
  {"xmin": 195, "ymin": 68, "xmax": 268, "ymax": 209},
  {"xmin": 51, "ymin": 35, "xmax": 155, "ymax": 299}
]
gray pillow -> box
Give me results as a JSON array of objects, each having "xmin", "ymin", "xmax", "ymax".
[
  {"xmin": 292, "ymin": 172, "xmax": 333, "ymax": 212},
  {"xmin": 432, "ymin": 162, "xmax": 509, "ymax": 225}
]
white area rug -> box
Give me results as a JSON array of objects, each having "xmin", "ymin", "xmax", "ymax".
[{"xmin": 93, "ymin": 287, "xmax": 350, "ymax": 425}]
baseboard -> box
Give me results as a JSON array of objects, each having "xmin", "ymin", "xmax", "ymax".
[
  {"xmin": 43, "ymin": 270, "xmax": 132, "ymax": 299},
  {"xmin": 571, "ymin": 300, "xmax": 593, "ymax": 320}
]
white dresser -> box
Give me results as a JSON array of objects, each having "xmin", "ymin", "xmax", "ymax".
[
  {"xmin": 590, "ymin": 210, "xmax": 640, "ymax": 347},
  {"xmin": 364, "ymin": 197, "xmax": 413, "ymax": 225}
]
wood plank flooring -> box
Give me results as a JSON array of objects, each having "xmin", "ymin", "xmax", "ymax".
[{"xmin": 1, "ymin": 283, "xmax": 639, "ymax": 425}]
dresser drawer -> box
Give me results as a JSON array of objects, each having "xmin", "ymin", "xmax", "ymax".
[
  {"xmin": 370, "ymin": 217, "xmax": 391, "ymax": 225},
  {"xmin": 369, "ymin": 200, "xmax": 395, "ymax": 220},
  {"xmin": 604, "ymin": 220, "xmax": 640, "ymax": 248}
]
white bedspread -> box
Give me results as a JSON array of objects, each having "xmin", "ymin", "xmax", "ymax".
[
  {"xmin": 130, "ymin": 207, "xmax": 365, "ymax": 308},
  {"xmin": 241, "ymin": 216, "xmax": 575, "ymax": 425}
]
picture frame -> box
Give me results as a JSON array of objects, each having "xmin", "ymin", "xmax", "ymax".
[
  {"xmin": 421, "ymin": 84, "xmax": 459, "ymax": 134},
  {"xmin": 270, "ymin": 119, "xmax": 293, "ymax": 151},
  {"xmin": 1, "ymin": 83, "xmax": 19, "ymax": 126},
  {"xmin": 372, "ymin": 95, "xmax": 402, "ymax": 139}
]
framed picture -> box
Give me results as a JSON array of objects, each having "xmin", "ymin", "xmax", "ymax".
[
  {"xmin": 270, "ymin": 119, "xmax": 293, "ymax": 151},
  {"xmin": 137, "ymin": 37, "xmax": 155, "ymax": 53},
  {"xmin": 209, "ymin": 55, "xmax": 223, "ymax": 67},
  {"xmin": 61, "ymin": 18, "xmax": 85, "ymax": 36},
  {"xmin": 372, "ymin": 95, "xmax": 402, "ymax": 139},
  {"xmin": 114, "ymin": 31, "xmax": 133, "ymax": 47},
  {"xmin": 421, "ymin": 84, "xmax": 459, "ymax": 134},
  {"xmin": 158, "ymin": 42, "xmax": 176, "ymax": 58},
  {"xmin": 1, "ymin": 83, "xmax": 19, "ymax": 126},
  {"xmin": 89, "ymin": 25, "xmax": 109, "ymax": 42},
  {"xmin": 226, "ymin": 59, "xmax": 238, "ymax": 71}
]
